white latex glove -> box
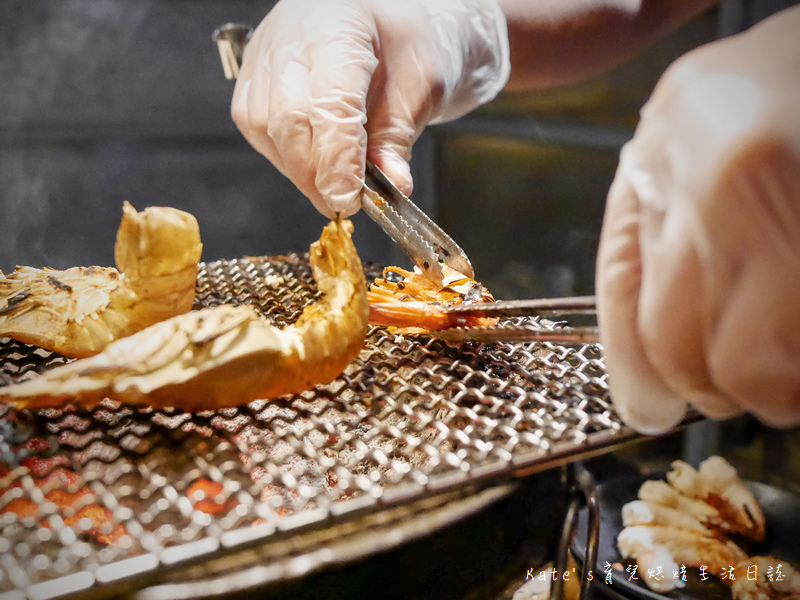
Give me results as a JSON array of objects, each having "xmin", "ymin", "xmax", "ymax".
[
  {"xmin": 596, "ymin": 6, "xmax": 800, "ymax": 434},
  {"xmin": 232, "ymin": 0, "xmax": 510, "ymax": 218}
]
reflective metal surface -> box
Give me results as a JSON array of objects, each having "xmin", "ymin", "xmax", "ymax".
[
  {"xmin": 0, "ymin": 253, "xmax": 639, "ymax": 599},
  {"xmin": 362, "ymin": 160, "xmax": 474, "ymax": 285}
]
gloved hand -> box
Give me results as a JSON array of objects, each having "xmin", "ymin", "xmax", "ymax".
[
  {"xmin": 596, "ymin": 6, "xmax": 800, "ymax": 433},
  {"xmin": 232, "ymin": 0, "xmax": 510, "ymax": 218}
]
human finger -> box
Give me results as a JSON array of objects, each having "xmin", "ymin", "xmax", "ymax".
[
  {"xmin": 596, "ymin": 171, "xmax": 689, "ymax": 434},
  {"xmin": 634, "ymin": 176, "xmax": 743, "ymax": 420},
  {"xmin": 307, "ymin": 14, "xmax": 379, "ymax": 217},
  {"xmin": 703, "ymin": 140, "xmax": 800, "ymax": 427}
]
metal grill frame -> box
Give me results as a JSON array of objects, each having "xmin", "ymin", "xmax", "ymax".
[{"xmin": 0, "ymin": 254, "xmax": 666, "ymax": 600}]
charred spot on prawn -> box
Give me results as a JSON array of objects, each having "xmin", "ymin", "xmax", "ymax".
[
  {"xmin": 46, "ymin": 276, "xmax": 73, "ymax": 293},
  {"xmin": 7, "ymin": 290, "xmax": 31, "ymax": 307},
  {"xmin": 0, "ymin": 290, "xmax": 32, "ymax": 316}
]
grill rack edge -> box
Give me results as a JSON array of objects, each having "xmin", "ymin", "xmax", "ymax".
[{"xmin": 0, "ymin": 254, "xmax": 647, "ymax": 599}]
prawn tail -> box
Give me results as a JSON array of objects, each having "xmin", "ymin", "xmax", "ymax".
[{"xmin": 271, "ymin": 219, "xmax": 369, "ymax": 395}]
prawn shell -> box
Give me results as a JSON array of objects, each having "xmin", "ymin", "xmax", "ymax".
[
  {"xmin": 368, "ymin": 264, "xmax": 496, "ymax": 333},
  {"xmin": 0, "ymin": 219, "xmax": 369, "ymax": 411},
  {"xmin": 0, "ymin": 203, "xmax": 202, "ymax": 358}
]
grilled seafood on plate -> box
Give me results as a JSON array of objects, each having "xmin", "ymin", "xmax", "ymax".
[
  {"xmin": 368, "ymin": 264, "xmax": 497, "ymax": 334},
  {"xmin": 667, "ymin": 456, "xmax": 765, "ymax": 541},
  {"xmin": 617, "ymin": 456, "xmax": 798, "ymax": 598},
  {"xmin": 618, "ymin": 524, "xmax": 747, "ymax": 592},
  {"xmin": 731, "ymin": 556, "xmax": 800, "ymax": 600},
  {"xmin": 0, "ymin": 202, "xmax": 202, "ymax": 358},
  {"xmin": 0, "ymin": 219, "xmax": 368, "ymax": 411},
  {"xmin": 636, "ymin": 479, "xmax": 723, "ymax": 527}
]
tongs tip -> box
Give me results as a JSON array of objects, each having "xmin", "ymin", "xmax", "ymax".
[
  {"xmin": 210, "ymin": 22, "xmax": 474, "ymax": 290},
  {"xmin": 361, "ymin": 161, "xmax": 474, "ymax": 287}
]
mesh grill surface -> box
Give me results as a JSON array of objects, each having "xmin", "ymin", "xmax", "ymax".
[{"xmin": 0, "ymin": 254, "xmax": 630, "ymax": 598}]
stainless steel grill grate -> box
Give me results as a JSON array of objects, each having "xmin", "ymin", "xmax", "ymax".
[{"xmin": 0, "ymin": 254, "xmax": 639, "ymax": 600}]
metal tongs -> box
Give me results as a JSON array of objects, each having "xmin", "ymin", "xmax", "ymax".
[
  {"xmin": 360, "ymin": 161, "xmax": 474, "ymax": 286},
  {"xmin": 435, "ymin": 296, "xmax": 599, "ymax": 344},
  {"xmin": 212, "ymin": 23, "xmax": 472, "ymax": 287},
  {"xmin": 212, "ymin": 23, "xmax": 599, "ymax": 344}
]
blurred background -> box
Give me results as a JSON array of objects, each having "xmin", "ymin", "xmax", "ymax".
[
  {"xmin": 1, "ymin": 2, "xmax": 800, "ymax": 593},
  {"xmin": 0, "ymin": 0, "xmax": 794, "ymax": 298},
  {"xmin": 1, "ymin": 0, "xmax": 798, "ymax": 464}
]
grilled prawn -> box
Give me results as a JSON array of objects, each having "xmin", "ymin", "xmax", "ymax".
[
  {"xmin": 617, "ymin": 456, "xmax": 778, "ymax": 596},
  {"xmin": 0, "ymin": 219, "xmax": 368, "ymax": 411},
  {"xmin": 667, "ymin": 457, "xmax": 765, "ymax": 541},
  {"xmin": 368, "ymin": 265, "xmax": 497, "ymax": 333},
  {"xmin": 0, "ymin": 202, "xmax": 202, "ymax": 357},
  {"xmin": 618, "ymin": 525, "xmax": 747, "ymax": 589}
]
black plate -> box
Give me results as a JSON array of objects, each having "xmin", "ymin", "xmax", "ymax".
[{"xmin": 572, "ymin": 476, "xmax": 800, "ymax": 599}]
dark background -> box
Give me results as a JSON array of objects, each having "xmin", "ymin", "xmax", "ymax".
[{"xmin": 0, "ymin": 0, "xmax": 794, "ymax": 297}]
